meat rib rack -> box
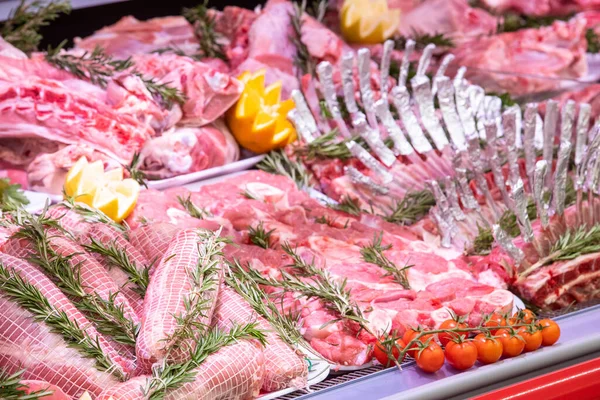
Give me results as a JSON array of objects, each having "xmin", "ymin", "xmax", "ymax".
[{"xmin": 280, "ymin": 303, "xmax": 600, "ymax": 400}]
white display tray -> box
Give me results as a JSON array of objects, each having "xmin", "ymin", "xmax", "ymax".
[
  {"xmin": 147, "ymin": 155, "xmax": 265, "ymax": 190},
  {"xmin": 23, "ymin": 190, "xmax": 54, "ymax": 213}
]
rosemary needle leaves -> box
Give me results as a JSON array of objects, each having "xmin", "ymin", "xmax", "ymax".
[
  {"xmin": 145, "ymin": 323, "xmax": 266, "ymax": 400},
  {"xmin": 0, "ymin": 178, "xmax": 29, "ymax": 212},
  {"xmin": 164, "ymin": 230, "xmax": 228, "ymax": 355},
  {"xmin": 177, "ymin": 195, "xmax": 211, "ymax": 219},
  {"xmin": 0, "ymin": 264, "xmax": 125, "ymax": 380},
  {"xmin": 0, "ymin": 370, "xmax": 53, "ymax": 400},
  {"xmin": 290, "ymin": 0, "xmax": 317, "ymax": 76},
  {"xmin": 226, "ymin": 260, "xmax": 306, "ymax": 348},
  {"xmin": 183, "ymin": 0, "xmax": 227, "ymax": 61},
  {"xmin": 328, "ymin": 195, "xmax": 363, "ymax": 217},
  {"xmin": 257, "ymin": 149, "xmax": 314, "ymax": 189},
  {"xmin": 248, "ymin": 222, "xmax": 275, "ymax": 249},
  {"xmin": 469, "ymin": 224, "xmax": 494, "ymax": 255},
  {"xmin": 83, "ymin": 238, "xmax": 150, "ymax": 297},
  {"xmin": 45, "ymin": 45, "xmax": 185, "ymax": 110},
  {"xmin": 394, "ymin": 31, "xmax": 454, "ymax": 50},
  {"xmin": 62, "ymin": 195, "xmax": 128, "ymax": 235},
  {"xmin": 361, "ymin": 233, "xmax": 411, "ymax": 289},
  {"xmin": 384, "ymin": 189, "xmax": 436, "ymax": 225},
  {"xmin": 11, "ymin": 209, "xmax": 138, "ymax": 346},
  {"xmin": 125, "ymin": 152, "xmax": 148, "ymax": 189},
  {"xmin": 1, "ymin": 0, "xmax": 71, "ymax": 54}
]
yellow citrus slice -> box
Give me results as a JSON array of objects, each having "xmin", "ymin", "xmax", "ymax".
[
  {"xmin": 64, "ymin": 156, "xmax": 88, "ymax": 198},
  {"xmin": 340, "ymin": 0, "xmax": 401, "ymax": 44}
]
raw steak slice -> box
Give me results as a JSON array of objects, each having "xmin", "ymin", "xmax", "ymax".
[
  {"xmin": 3, "ymin": 233, "xmax": 139, "ymax": 326},
  {"xmin": 213, "ymin": 285, "xmax": 308, "ymax": 392},
  {"xmin": 74, "ymin": 16, "xmax": 198, "ymax": 58},
  {"xmin": 0, "ymin": 253, "xmax": 128, "ymax": 397},
  {"xmin": 139, "ymin": 121, "xmax": 239, "ymax": 179},
  {"xmin": 98, "ymin": 340, "xmax": 264, "ymax": 400},
  {"xmin": 136, "ymin": 229, "xmax": 224, "ymax": 370},
  {"xmin": 131, "ymin": 53, "xmax": 243, "ymax": 126},
  {"xmin": 0, "ymin": 77, "xmax": 153, "ymax": 164}
]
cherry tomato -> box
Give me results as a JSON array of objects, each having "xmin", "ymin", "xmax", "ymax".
[
  {"xmin": 438, "ymin": 319, "xmax": 468, "ymax": 347},
  {"xmin": 483, "ymin": 313, "xmax": 507, "ymax": 335},
  {"xmin": 496, "ymin": 329, "xmax": 525, "ymax": 357},
  {"xmin": 445, "ymin": 340, "xmax": 478, "ymax": 370},
  {"xmin": 473, "ymin": 333, "xmax": 503, "ymax": 364},
  {"xmin": 415, "ymin": 342, "xmax": 445, "ymax": 373},
  {"xmin": 373, "ymin": 338, "xmax": 406, "ymax": 367},
  {"xmin": 539, "ymin": 319, "xmax": 561, "ymax": 346},
  {"xmin": 513, "ymin": 309, "xmax": 536, "ymax": 324},
  {"xmin": 403, "ymin": 329, "xmax": 434, "ymax": 358},
  {"xmin": 518, "ymin": 327, "xmax": 543, "ymax": 352}
]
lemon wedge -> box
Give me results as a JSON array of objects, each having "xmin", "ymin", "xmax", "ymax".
[
  {"xmin": 340, "ymin": 0, "xmax": 401, "ymax": 44},
  {"xmin": 63, "ymin": 157, "xmax": 140, "ymax": 223},
  {"xmin": 226, "ymin": 70, "xmax": 297, "ymax": 154}
]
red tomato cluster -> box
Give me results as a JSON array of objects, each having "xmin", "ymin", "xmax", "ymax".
[{"xmin": 372, "ymin": 309, "xmax": 561, "ymax": 374}]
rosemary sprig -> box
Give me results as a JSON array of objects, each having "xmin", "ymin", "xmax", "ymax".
[
  {"xmin": 1, "ymin": 0, "xmax": 71, "ymax": 54},
  {"xmin": 163, "ymin": 229, "xmax": 227, "ymax": 355},
  {"xmin": 11, "ymin": 208, "xmax": 138, "ymax": 346},
  {"xmin": 487, "ymin": 91, "xmax": 517, "ymax": 107},
  {"xmin": 499, "ymin": 200, "xmax": 538, "ymax": 237},
  {"xmin": 226, "ymin": 260, "xmax": 307, "ymax": 348},
  {"xmin": 177, "ymin": 195, "xmax": 210, "ymax": 219},
  {"xmin": 0, "ymin": 179, "xmax": 30, "ymax": 212},
  {"xmin": 587, "ymin": 28, "xmax": 600, "ymax": 54},
  {"xmin": 134, "ymin": 73, "xmax": 187, "ymax": 110},
  {"xmin": 280, "ymin": 242, "xmax": 366, "ymax": 326},
  {"xmin": 0, "ymin": 264, "xmax": 125, "ymax": 381},
  {"xmin": 519, "ymin": 224, "xmax": 600, "ymax": 279},
  {"xmin": 144, "ymin": 322, "xmax": 266, "ymax": 400},
  {"xmin": 125, "ymin": 152, "xmax": 148, "ymax": 188},
  {"xmin": 257, "ymin": 149, "xmax": 313, "ymax": 189},
  {"xmin": 152, "ymin": 46, "xmax": 203, "ymax": 61},
  {"xmin": 61, "ymin": 195, "xmax": 128, "ymax": 235},
  {"xmin": 329, "ymin": 195, "xmax": 363, "ymax": 216},
  {"xmin": 0, "ymin": 368, "xmax": 53, "ymax": 400},
  {"xmin": 83, "ymin": 237, "xmax": 150, "ymax": 297},
  {"xmin": 45, "ymin": 42, "xmax": 132, "ymax": 87},
  {"xmin": 469, "ymin": 224, "xmax": 494, "ymax": 255},
  {"xmin": 384, "ymin": 190, "xmax": 435, "ymax": 225},
  {"xmin": 183, "ymin": 0, "xmax": 227, "ymax": 61},
  {"xmin": 241, "ymin": 189, "xmax": 259, "ymax": 200},
  {"xmin": 305, "ymin": 0, "xmax": 327, "ymax": 22},
  {"xmin": 290, "ymin": 0, "xmax": 316, "ymax": 76},
  {"xmin": 294, "ymin": 129, "xmax": 393, "ymax": 161},
  {"xmin": 360, "ymin": 233, "xmax": 411, "ymax": 289},
  {"xmin": 248, "ymin": 222, "xmax": 275, "ymax": 249},
  {"xmin": 497, "ymin": 13, "xmax": 573, "ymax": 33},
  {"xmin": 394, "ymin": 31, "xmax": 454, "ymax": 50}
]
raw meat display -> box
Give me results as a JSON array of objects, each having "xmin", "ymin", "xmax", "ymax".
[{"xmin": 0, "ymin": 0, "xmax": 598, "ymax": 398}]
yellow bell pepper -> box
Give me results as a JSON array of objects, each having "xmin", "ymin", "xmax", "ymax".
[
  {"xmin": 340, "ymin": 0, "xmax": 401, "ymax": 44},
  {"xmin": 226, "ymin": 70, "xmax": 297, "ymax": 154}
]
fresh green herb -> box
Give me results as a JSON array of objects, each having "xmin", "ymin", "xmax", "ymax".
[
  {"xmin": 487, "ymin": 91, "xmax": 517, "ymax": 107},
  {"xmin": 163, "ymin": 229, "xmax": 228, "ymax": 355},
  {"xmin": 319, "ymin": 100, "xmax": 333, "ymax": 119},
  {"xmin": 11, "ymin": 207, "xmax": 138, "ymax": 346},
  {"xmin": 241, "ymin": 189, "xmax": 259, "ymax": 200},
  {"xmin": 519, "ymin": 224, "xmax": 600, "ymax": 280},
  {"xmin": 329, "ymin": 195, "xmax": 363, "ymax": 216},
  {"xmin": 125, "ymin": 152, "xmax": 148, "ymax": 188},
  {"xmin": 0, "ymin": 264, "xmax": 125, "ymax": 380},
  {"xmin": 499, "ymin": 200, "xmax": 537, "ymax": 237},
  {"xmin": 177, "ymin": 195, "xmax": 210, "ymax": 219},
  {"xmin": 1, "ymin": 0, "xmax": 71, "ymax": 53},
  {"xmin": 587, "ymin": 28, "xmax": 600, "ymax": 54},
  {"xmin": 62, "ymin": 196, "xmax": 127, "ymax": 235},
  {"xmin": 83, "ymin": 237, "xmax": 150, "ymax": 297},
  {"xmin": 257, "ymin": 149, "xmax": 313, "ymax": 189},
  {"xmin": 384, "ymin": 190, "xmax": 436, "ymax": 225},
  {"xmin": 290, "ymin": 0, "xmax": 317, "ymax": 76},
  {"xmin": 0, "ymin": 368, "xmax": 54, "ymax": 399},
  {"xmin": 144, "ymin": 322, "xmax": 266, "ymax": 400},
  {"xmin": 152, "ymin": 46, "xmax": 203, "ymax": 61},
  {"xmin": 226, "ymin": 260, "xmax": 307, "ymax": 348},
  {"xmin": 470, "ymin": 224, "xmax": 494, "ymax": 255},
  {"xmin": 294, "ymin": 129, "xmax": 393, "ymax": 161},
  {"xmin": 45, "ymin": 41, "xmax": 132, "ymax": 87},
  {"xmin": 183, "ymin": 0, "xmax": 227, "ymax": 61},
  {"xmin": 315, "ymin": 215, "xmax": 341, "ymax": 227},
  {"xmin": 248, "ymin": 222, "xmax": 275, "ymax": 249},
  {"xmin": 0, "ymin": 179, "xmax": 29, "ymax": 212},
  {"xmin": 134, "ymin": 73, "xmax": 187, "ymax": 109},
  {"xmin": 305, "ymin": 0, "xmax": 327, "ymax": 22},
  {"xmin": 394, "ymin": 32, "xmax": 454, "ymax": 50},
  {"xmin": 361, "ymin": 233, "xmax": 411, "ymax": 289},
  {"xmin": 497, "ymin": 13, "xmax": 573, "ymax": 33}
]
